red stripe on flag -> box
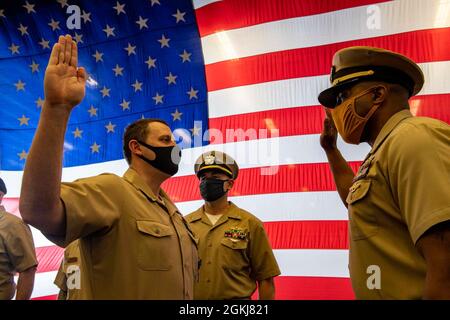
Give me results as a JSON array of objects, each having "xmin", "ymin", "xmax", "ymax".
[
  {"xmin": 32, "ymin": 294, "xmax": 58, "ymax": 300},
  {"xmin": 34, "ymin": 278, "xmax": 355, "ymax": 300},
  {"xmin": 31, "ymin": 278, "xmax": 355, "ymax": 300},
  {"xmin": 209, "ymin": 94, "xmax": 450, "ymax": 143},
  {"xmin": 36, "ymin": 246, "xmax": 64, "ymax": 274},
  {"xmin": 265, "ymin": 221, "xmax": 348, "ymax": 250},
  {"xmin": 273, "ymin": 276, "xmax": 354, "ymax": 300},
  {"xmin": 195, "ymin": 0, "xmax": 387, "ymax": 37},
  {"xmin": 163, "ymin": 162, "xmax": 361, "ymax": 202},
  {"xmin": 411, "ymin": 94, "xmax": 450, "ymax": 122},
  {"xmin": 205, "ymin": 28, "xmax": 450, "ymax": 91}
]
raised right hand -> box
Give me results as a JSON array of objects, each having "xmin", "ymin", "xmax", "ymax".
[
  {"xmin": 320, "ymin": 108, "xmax": 339, "ymax": 151},
  {"xmin": 44, "ymin": 35, "xmax": 87, "ymax": 111}
]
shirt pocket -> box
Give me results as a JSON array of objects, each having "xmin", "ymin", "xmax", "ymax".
[
  {"xmin": 220, "ymin": 238, "xmax": 249, "ymax": 271},
  {"xmin": 136, "ymin": 220, "xmax": 174, "ymax": 271},
  {"xmin": 346, "ymin": 179, "xmax": 378, "ymax": 240}
]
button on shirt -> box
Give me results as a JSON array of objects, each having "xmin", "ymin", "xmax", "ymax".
[
  {"xmin": 186, "ymin": 202, "xmax": 280, "ymax": 299},
  {"xmin": 44, "ymin": 168, "xmax": 199, "ymax": 300}
]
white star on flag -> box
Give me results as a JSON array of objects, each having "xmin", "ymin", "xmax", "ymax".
[
  {"xmin": 158, "ymin": 34, "xmax": 170, "ymax": 48},
  {"xmin": 93, "ymin": 50, "xmax": 104, "ymax": 62},
  {"xmin": 152, "ymin": 92, "xmax": 164, "ymax": 104},
  {"xmin": 39, "ymin": 38, "xmax": 50, "ymax": 49},
  {"xmin": 105, "ymin": 122, "xmax": 117, "ymax": 133},
  {"xmin": 120, "ymin": 99, "xmax": 131, "ymax": 111},
  {"xmin": 124, "ymin": 43, "xmax": 137, "ymax": 55},
  {"xmin": 145, "ymin": 56, "xmax": 157, "ymax": 69},
  {"xmin": 113, "ymin": 2, "xmax": 126, "ymax": 15},
  {"xmin": 103, "ymin": 25, "xmax": 116, "ymax": 37},
  {"xmin": 18, "ymin": 24, "xmax": 29, "ymax": 36},
  {"xmin": 35, "ymin": 97, "xmax": 45, "ymax": 108},
  {"xmin": 81, "ymin": 10, "xmax": 91, "ymax": 23},
  {"xmin": 56, "ymin": 0, "xmax": 68, "ymax": 8},
  {"xmin": 74, "ymin": 33, "xmax": 83, "ymax": 44},
  {"xmin": 100, "ymin": 86, "xmax": 111, "ymax": 97},
  {"xmin": 90, "ymin": 142, "xmax": 101, "ymax": 153},
  {"xmin": 165, "ymin": 72, "xmax": 177, "ymax": 85},
  {"xmin": 18, "ymin": 115, "xmax": 30, "ymax": 126},
  {"xmin": 17, "ymin": 150, "xmax": 28, "ymax": 160},
  {"xmin": 180, "ymin": 50, "xmax": 192, "ymax": 63},
  {"xmin": 187, "ymin": 87, "xmax": 199, "ymax": 100},
  {"xmin": 172, "ymin": 9, "xmax": 186, "ymax": 23},
  {"xmin": 132, "ymin": 80, "xmax": 143, "ymax": 92},
  {"xmin": 72, "ymin": 127, "xmax": 83, "ymax": 138},
  {"xmin": 15, "ymin": 80, "xmax": 26, "ymax": 91},
  {"xmin": 136, "ymin": 16, "xmax": 149, "ymax": 30},
  {"xmin": 88, "ymin": 105, "xmax": 98, "ymax": 117},
  {"xmin": 48, "ymin": 18, "xmax": 60, "ymax": 31},
  {"xmin": 190, "ymin": 126, "xmax": 201, "ymax": 136},
  {"xmin": 171, "ymin": 109, "xmax": 183, "ymax": 121},
  {"xmin": 8, "ymin": 43, "xmax": 20, "ymax": 54},
  {"xmin": 23, "ymin": 1, "xmax": 36, "ymax": 14},
  {"xmin": 113, "ymin": 64, "xmax": 124, "ymax": 76},
  {"xmin": 29, "ymin": 61, "xmax": 39, "ymax": 73}
]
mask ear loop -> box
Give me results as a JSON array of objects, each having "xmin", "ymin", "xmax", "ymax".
[{"xmin": 350, "ymin": 85, "xmax": 388, "ymax": 121}]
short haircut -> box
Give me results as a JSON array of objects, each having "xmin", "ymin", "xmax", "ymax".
[{"xmin": 123, "ymin": 118, "xmax": 170, "ymax": 164}]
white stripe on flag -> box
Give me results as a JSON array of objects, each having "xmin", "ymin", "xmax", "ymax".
[
  {"xmin": 14, "ymin": 271, "xmax": 59, "ymax": 299},
  {"xmin": 192, "ymin": 0, "xmax": 222, "ymax": 9},
  {"xmin": 274, "ymin": 249, "xmax": 350, "ymax": 278},
  {"xmin": 201, "ymin": 0, "xmax": 450, "ymax": 64}
]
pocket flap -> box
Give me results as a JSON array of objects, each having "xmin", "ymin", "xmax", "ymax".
[
  {"xmin": 136, "ymin": 220, "xmax": 173, "ymax": 237},
  {"xmin": 346, "ymin": 180, "xmax": 371, "ymax": 205},
  {"xmin": 220, "ymin": 238, "xmax": 248, "ymax": 250}
]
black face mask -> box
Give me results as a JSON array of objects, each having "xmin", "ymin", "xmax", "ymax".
[
  {"xmin": 137, "ymin": 140, "xmax": 181, "ymax": 176},
  {"xmin": 199, "ymin": 178, "xmax": 229, "ymax": 202}
]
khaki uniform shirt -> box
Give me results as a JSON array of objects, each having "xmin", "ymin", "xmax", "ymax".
[
  {"xmin": 186, "ymin": 202, "xmax": 280, "ymax": 299},
  {"xmin": 45, "ymin": 168, "xmax": 198, "ymax": 300},
  {"xmin": 347, "ymin": 110, "xmax": 450, "ymax": 299},
  {"xmin": 0, "ymin": 207, "xmax": 38, "ymax": 300},
  {"xmin": 54, "ymin": 240, "xmax": 81, "ymax": 300}
]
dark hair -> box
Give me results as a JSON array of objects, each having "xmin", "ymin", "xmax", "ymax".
[
  {"xmin": 123, "ymin": 118, "xmax": 170, "ymax": 164},
  {"xmin": 0, "ymin": 177, "xmax": 6, "ymax": 195}
]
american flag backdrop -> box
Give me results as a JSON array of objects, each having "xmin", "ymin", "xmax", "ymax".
[{"xmin": 1, "ymin": 0, "xmax": 450, "ymax": 300}]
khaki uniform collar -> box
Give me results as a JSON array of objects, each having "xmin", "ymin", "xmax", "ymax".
[
  {"xmin": 123, "ymin": 168, "xmax": 178, "ymax": 216},
  {"xmin": 189, "ymin": 202, "xmax": 242, "ymax": 227},
  {"xmin": 370, "ymin": 109, "xmax": 413, "ymax": 154}
]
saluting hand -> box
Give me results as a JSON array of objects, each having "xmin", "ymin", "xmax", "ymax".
[
  {"xmin": 44, "ymin": 35, "xmax": 87, "ymax": 111},
  {"xmin": 320, "ymin": 108, "xmax": 338, "ymax": 151}
]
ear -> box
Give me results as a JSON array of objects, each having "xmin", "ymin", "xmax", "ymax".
[
  {"xmin": 129, "ymin": 140, "xmax": 143, "ymax": 156},
  {"xmin": 372, "ymin": 85, "xmax": 388, "ymax": 104},
  {"xmin": 224, "ymin": 179, "xmax": 234, "ymax": 192}
]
